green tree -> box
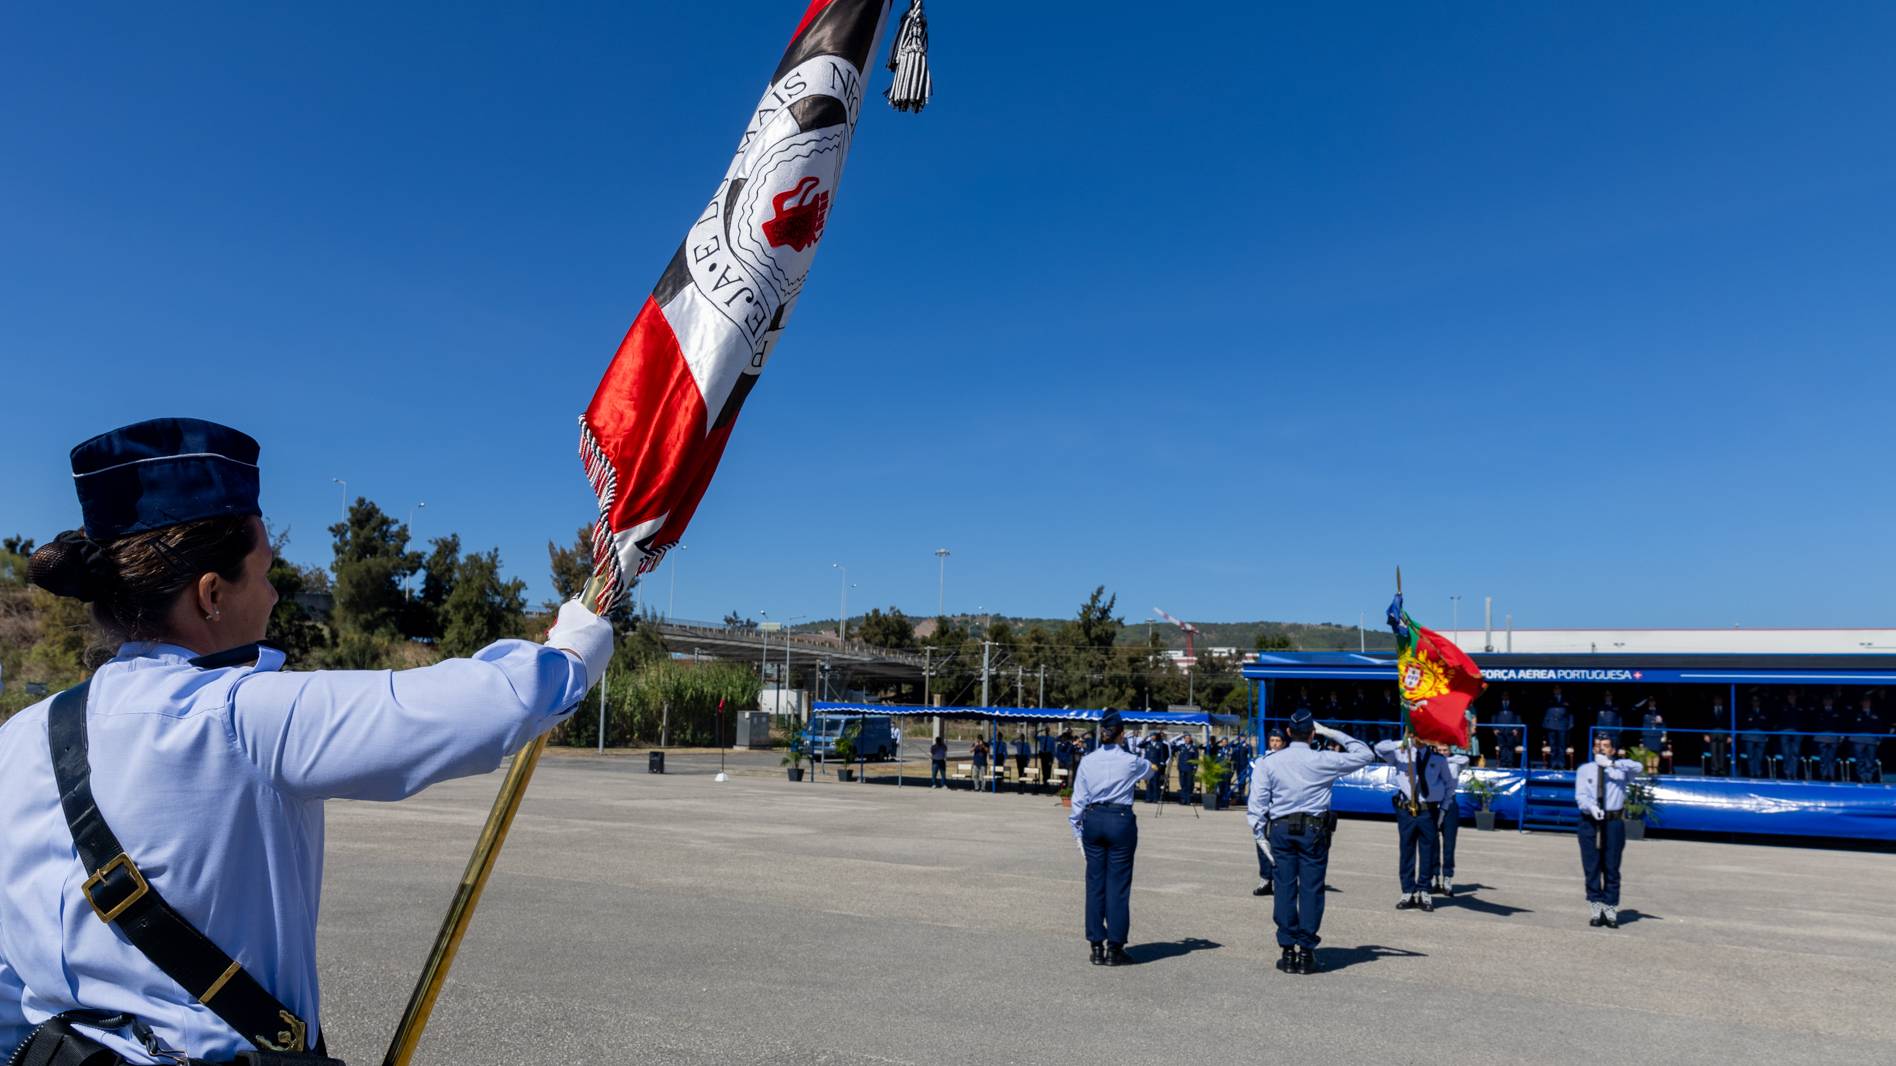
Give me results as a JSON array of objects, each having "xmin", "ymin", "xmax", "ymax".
[
  {"xmin": 437, "ymin": 548, "xmax": 528, "ymax": 657},
  {"xmin": 265, "ymin": 527, "xmax": 328, "ymax": 663},
  {"xmin": 408, "ymin": 533, "xmax": 463, "ymax": 639},
  {"xmin": 853, "ymin": 606, "xmax": 916, "ymax": 649},
  {"xmin": 328, "ymin": 499, "xmax": 417, "ymax": 638},
  {"xmin": 1, "ymin": 536, "xmax": 35, "ymax": 587},
  {"xmin": 1256, "ymin": 629, "xmax": 1296, "ymax": 652}
]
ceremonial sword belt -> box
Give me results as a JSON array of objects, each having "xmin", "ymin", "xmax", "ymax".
[
  {"xmin": 28, "ymin": 681, "xmax": 346, "ymax": 1066},
  {"xmin": 1583, "ymin": 808, "xmax": 1625, "ymax": 821}
]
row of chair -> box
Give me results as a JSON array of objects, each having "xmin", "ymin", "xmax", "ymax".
[{"xmin": 947, "ymin": 761, "xmax": 1071, "ymax": 789}]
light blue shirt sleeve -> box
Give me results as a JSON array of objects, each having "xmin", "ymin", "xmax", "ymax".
[
  {"xmin": 1245, "ymin": 757, "xmax": 1271, "ymax": 835},
  {"xmin": 225, "ymin": 639, "xmax": 589, "ymax": 802}
]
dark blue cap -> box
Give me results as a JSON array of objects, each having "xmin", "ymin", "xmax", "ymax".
[
  {"xmin": 1288, "ymin": 709, "xmax": 1315, "ymax": 734},
  {"xmin": 1100, "ymin": 708, "xmax": 1122, "ymax": 733},
  {"xmin": 71, "ymin": 418, "xmax": 261, "ymax": 540}
]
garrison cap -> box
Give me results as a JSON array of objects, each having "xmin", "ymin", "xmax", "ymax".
[
  {"xmin": 1100, "ymin": 708, "xmax": 1122, "ymax": 734},
  {"xmin": 71, "ymin": 418, "xmax": 261, "ymax": 540},
  {"xmin": 1287, "ymin": 709, "xmax": 1315, "ymax": 735}
]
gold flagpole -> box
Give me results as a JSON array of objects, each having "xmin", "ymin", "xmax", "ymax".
[{"xmin": 382, "ymin": 574, "xmax": 610, "ymax": 1066}]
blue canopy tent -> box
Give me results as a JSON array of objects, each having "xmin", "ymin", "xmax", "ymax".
[{"xmin": 810, "ymin": 703, "xmax": 1244, "ymax": 792}]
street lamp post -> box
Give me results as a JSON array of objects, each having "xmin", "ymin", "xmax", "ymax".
[
  {"xmin": 934, "ymin": 548, "xmax": 950, "ymax": 616},
  {"xmin": 1450, "ymin": 595, "xmax": 1462, "ymax": 644},
  {"xmin": 330, "ymin": 478, "xmax": 347, "ymax": 521},
  {"xmin": 832, "ymin": 563, "xmax": 849, "ymax": 642},
  {"xmin": 406, "ymin": 502, "xmax": 426, "ymax": 600},
  {"xmin": 667, "ymin": 544, "xmax": 688, "ymax": 620}
]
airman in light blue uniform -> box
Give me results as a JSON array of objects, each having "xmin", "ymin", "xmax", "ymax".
[{"xmin": 0, "ymin": 419, "xmax": 614, "ymax": 1065}]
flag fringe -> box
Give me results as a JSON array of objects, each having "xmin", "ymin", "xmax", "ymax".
[{"xmin": 579, "ymin": 419, "xmax": 628, "ymax": 614}]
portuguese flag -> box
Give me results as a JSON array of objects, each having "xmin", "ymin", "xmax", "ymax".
[{"xmin": 1386, "ymin": 594, "xmax": 1483, "ymax": 747}]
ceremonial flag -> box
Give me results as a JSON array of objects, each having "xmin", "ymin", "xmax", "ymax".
[
  {"xmin": 579, "ymin": 0, "xmax": 901, "ymax": 609},
  {"xmin": 1387, "ymin": 594, "xmax": 1483, "ymax": 747}
]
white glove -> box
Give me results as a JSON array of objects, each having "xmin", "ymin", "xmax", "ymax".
[
  {"xmin": 1590, "ymin": 806, "xmax": 1606, "ymax": 820},
  {"xmin": 546, "ymin": 599, "xmax": 614, "ymax": 690},
  {"xmin": 1312, "ymin": 722, "xmax": 1346, "ymax": 742}
]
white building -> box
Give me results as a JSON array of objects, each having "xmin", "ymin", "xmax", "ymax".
[{"xmin": 1464, "ymin": 628, "xmax": 1896, "ymax": 656}]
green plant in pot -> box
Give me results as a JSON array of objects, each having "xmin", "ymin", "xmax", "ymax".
[
  {"xmin": 1623, "ymin": 775, "xmax": 1659, "ymax": 839},
  {"xmin": 1195, "ymin": 756, "xmax": 1232, "ymax": 810},
  {"xmin": 1465, "ymin": 774, "xmax": 1500, "ymax": 830},
  {"xmin": 1058, "ymin": 784, "xmax": 1074, "ymax": 807},
  {"xmin": 833, "ymin": 729, "xmax": 857, "ymax": 781},
  {"xmin": 782, "ymin": 732, "xmax": 807, "ymax": 782}
]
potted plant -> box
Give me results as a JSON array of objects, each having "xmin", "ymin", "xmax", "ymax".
[
  {"xmin": 1626, "ymin": 744, "xmax": 1662, "ymax": 776},
  {"xmin": 1059, "ymin": 784, "xmax": 1074, "ymax": 808},
  {"xmin": 1624, "ymin": 776, "xmax": 1659, "ymax": 840},
  {"xmin": 782, "ymin": 733, "xmax": 807, "ymax": 782},
  {"xmin": 1195, "ymin": 757, "xmax": 1232, "ymax": 811},
  {"xmin": 833, "ymin": 731, "xmax": 857, "ymax": 782},
  {"xmin": 1465, "ymin": 775, "xmax": 1500, "ymax": 831}
]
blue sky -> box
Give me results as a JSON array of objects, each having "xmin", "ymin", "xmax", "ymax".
[{"xmin": 5, "ymin": 3, "xmax": 1894, "ymax": 629}]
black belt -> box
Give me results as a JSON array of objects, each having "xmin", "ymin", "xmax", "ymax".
[
  {"xmin": 1274, "ymin": 812, "xmax": 1327, "ymax": 831},
  {"xmin": 1584, "ymin": 809, "xmax": 1624, "ymax": 821},
  {"xmin": 46, "ymin": 681, "xmax": 320, "ymax": 1056},
  {"xmin": 1091, "ymin": 803, "xmax": 1133, "ymax": 812}
]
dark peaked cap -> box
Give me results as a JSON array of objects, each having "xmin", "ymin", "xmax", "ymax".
[{"xmin": 71, "ymin": 418, "xmax": 261, "ymax": 539}]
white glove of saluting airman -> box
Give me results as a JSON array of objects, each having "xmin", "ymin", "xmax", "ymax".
[
  {"xmin": 546, "ymin": 599, "xmax": 615, "ymax": 690},
  {"xmin": 1310, "ymin": 722, "xmax": 1347, "ymax": 743}
]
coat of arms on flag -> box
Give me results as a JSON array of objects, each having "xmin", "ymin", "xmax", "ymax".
[{"xmin": 1387, "ymin": 592, "xmax": 1485, "ymax": 747}]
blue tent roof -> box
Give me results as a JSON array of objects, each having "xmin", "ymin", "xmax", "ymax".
[{"xmin": 812, "ymin": 702, "xmax": 1218, "ymax": 727}]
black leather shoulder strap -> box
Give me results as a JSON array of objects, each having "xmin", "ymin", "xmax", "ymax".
[{"xmin": 46, "ymin": 681, "xmax": 314, "ymax": 1054}]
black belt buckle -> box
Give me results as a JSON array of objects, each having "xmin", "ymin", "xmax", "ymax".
[{"xmin": 82, "ymin": 852, "xmax": 150, "ymax": 923}]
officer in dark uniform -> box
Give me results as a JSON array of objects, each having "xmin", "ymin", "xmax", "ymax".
[
  {"xmin": 1247, "ymin": 711, "xmax": 1373, "ymax": 974},
  {"xmin": 1776, "ymin": 690, "xmax": 1806, "ymax": 777},
  {"xmin": 1594, "ymin": 690, "xmax": 1623, "ymax": 751},
  {"xmin": 1068, "ymin": 710, "xmax": 1155, "ymax": 966},
  {"xmin": 1542, "ymin": 687, "xmax": 1573, "ymax": 769},
  {"xmin": 1848, "ymin": 695, "xmax": 1884, "ymax": 783},
  {"xmin": 1175, "ymin": 734, "xmax": 1198, "ymax": 804},
  {"xmin": 1740, "ymin": 693, "xmax": 1771, "ymax": 778},
  {"xmin": 1142, "ymin": 731, "xmax": 1170, "ymax": 803},
  {"xmin": 1703, "ymin": 696, "xmax": 1731, "ymax": 776},
  {"xmin": 0, "ymin": 419, "xmax": 613, "ymax": 1065},
  {"xmin": 1492, "ymin": 694, "xmax": 1524, "ymax": 769},
  {"xmin": 1812, "ymin": 695, "xmax": 1844, "ymax": 781}
]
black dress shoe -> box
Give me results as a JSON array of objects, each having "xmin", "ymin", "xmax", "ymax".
[
  {"xmin": 1298, "ymin": 946, "xmax": 1320, "ymax": 973},
  {"xmin": 1429, "ymin": 879, "xmax": 1446, "ymax": 896},
  {"xmin": 1602, "ymin": 915, "xmax": 1619, "ymax": 930},
  {"xmin": 1276, "ymin": 946, "xmax": 1297, "ymax": 973},
  {"xmin": 1442, "ymin": 881, "xmax": 1456, "ymax": 897},
  {"xmin": 1090, "ymin": 942, "xmax": 1105, "ymax": 965},
  {"xmin": 1253, "ymin": 883, "xmax": 1274, "ymax": 896},
  {"xmin": 1396, "ymin": 895, "xmax": 1418, "ymax": 910},
  {"xmin": 1417, "ymin": 895, "xmax": 1435, "ymax": 912},
  {"xmin": 1588, "ymin": 915, "xmax": 1605, "ymax": 928},
  {"xmin": 1105, "ymin": 943, "xmax": 1132, "ymax": 966}
]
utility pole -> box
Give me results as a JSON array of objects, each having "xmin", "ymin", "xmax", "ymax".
[
  {"xmin": 832, "ymin": 562, "xmax": 848, "ymax": 641},
  {"xmin": 980, "ymin": 640, "xmax": 992, "ymax": 708},
  {"xmin": 1037, "ymin": 664, "xmax": 1045, "ymax": 708},
  {"xmin": 923, "ymin": 646, "xmax": 932, "ymax": 707},
  {"xmin": 1015, "ymin": 664, "xmax": 1023, "ymax": 706},
  {"xmin": 934, "ymin": 547, "xmax": 950, "ymax": 616},
  {"xmin": 596, "ymin": 663, "xmax": 608, "ymax": 754}
]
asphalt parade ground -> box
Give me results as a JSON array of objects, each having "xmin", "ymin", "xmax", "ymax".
[{"xmin": 315, "ymin": 753, "xmax": 1896, "ymax": 1065}]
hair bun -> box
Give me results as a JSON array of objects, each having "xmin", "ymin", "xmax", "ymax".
[{"xmin": 29, "ymin": 529, "xmax": 110, "ymax": 602}]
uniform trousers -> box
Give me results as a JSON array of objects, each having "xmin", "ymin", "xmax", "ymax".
[
  {"xmin": 1145, "ymin": 762, "xmax": 1167, "ymax": 803},
  {"xmin": 1394, "ymin": 803, "xmax": 1439, "ymax": 894},
  {"xmin": 1741, "ymin": 733, "xmax": 1769, "ymax": 777},
  {"xmin": 1814, "ymin": 736, "xmax": 1840, "ymax": 780},
  {"xmin": 1435, "ymin": 801, "xmax": 1460, "ymax": 880},
  {"xmin": 1544, "ymin": 731, "xmax": 1569, "ymax": 768},
  {"xmin": 930, "ymin": 758, "xmax": 947, "ymax": 786},
  {"xmin": 1578, "ymin": 813, "xmax": 1626, "ymax": 906},
  {"xmin": 1268, "ymin": 819, "xmax": 1330, "ymax": 948},
  {"xmin": 1178, "ymin": 767, "xmax": 1195, "ymax": 803},
  {"xmin": 1849, "ymin": 736, "xmax": 1880, "ymax": 782},
  {"xmin": 1081, "ymin": 805, "xmax": 1137, "ymax": 944}
]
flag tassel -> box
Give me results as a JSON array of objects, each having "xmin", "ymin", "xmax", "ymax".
[{"xmin": 885, "ymin": 0, "xmax": 931, "ymax": 112}]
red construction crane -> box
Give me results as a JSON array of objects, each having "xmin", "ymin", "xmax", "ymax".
[{"xmin": 1152, "ymin": 607, "xmax": 1199, "ymax": 664}]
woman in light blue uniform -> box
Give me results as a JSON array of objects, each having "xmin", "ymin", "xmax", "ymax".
[
  {"xmin": 1067, "ymin": 709, "xmax": 1155, "ymax": 967},
  {"xmin": 0, "ymin": 419, "xmax": 613, "ymax": 1066}
]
